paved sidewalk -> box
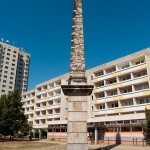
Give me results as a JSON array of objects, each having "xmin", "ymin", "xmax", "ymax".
[
  {"xmin": 34, "ymin": 139, "xmax": 150, "ymax": 150},
  {"xmin": 89, "ymin": 144, "xmax": 150, "ymax": 150}
]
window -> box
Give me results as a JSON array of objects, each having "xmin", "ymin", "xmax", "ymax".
[
  {"xmin": 2, "ymin": 90, "xmax": 5, "ymax": 92},
  {"xmin": 140, "ymin": 99, "xmax": 150, "ymax": 104},
  {"xmin": 12, "ymin": 59, "xmax": 15, "ymax": 62},
  {"xmin": 137, "ymin": 72, "xmax": 147, "ymax": 77},
  {"xmin": 6, "ymin": 57, "xmax": 9, "ymax": 60},
  {"xmin": 111, "ymin": 91, "xmax": 117, "ymax": 96},
  {"xmin": 107, "ymin": 68, "xmax": 116, "ymax": 73},
  {"xmin": 91, "ymin": 106, "xmax": 94, "ymax": 111},
  {"xmin": 57, "ymin": 99, "xmax": 60, "ymax": 103},
  {"xmin": 135, "ymin": 60, "xmax": 145, "ymax": 65},
  {"xmin": 11, "ymin": 72, "xmax": 14, "ymax": 75},
  {"xmin": 3, "ymin": 80, "xmax": 6, "ymax": 83},
  {"xmin": 91, "ymin": 76, "xmax": 93, "ymax": 80},
  {"xmin": 99, "ymin": 93, "xmax": 105, "ymax": 98},
  {"xmin": 12, "ymin": 63, "xmax": 15, "ymax": 66},
  {"xmin": 9, "ymin": 81, "xmax": 13, "ymax": 84},
  {"xmin": 11, "ymin": 68, "xmax": 15, "ymax": 71},
  {"xmin": 9, "ymin": 86, "xmax": 12, "ymax": 89},
  {"xmin": 42, "ymin": 94, "xmax": 47, "ymax": 98},
  {"xmin": 123, "ymin": 88, "xmax": 132, "ymax": 93},
  {"xmin": 4, "ymin": 71, "xmax": 8, "ymax": 73},
  {"xmin": 111, "ymin": 103, "xmax": 118, "ymax": 108},
  {"xmin": 7, "ymin": 53, "xmax": 10, "ymax": 56},
  {"xmin": 24, "ymin": 81, "xmax": 27, "ymax": 84},
  {"xmin": 137, "ymin": 85, "xmax": 149, "ymax": 91},
  {"xmin": 2, "ymin": 85, "xmax": 6, "ymax": 87},
  {"xmin": 122, "ymin": 75, "xmax": 131, "ymax": 81},
  {"xmin": 17, "ymin": 84, "xmax": 21, "ymax": 87},
  {"xmin": 99, "ymin": 82, "xmax": 104, "ymax": 87},
  {"xmin": 109, "ymin": 79, "xmax": 116, "ymax": 84},
  {"xmin": 125, "ymin": 101, "xmax": 133, "ymax": 106},
  {"xmin": 100, "ymin": 104, "xmax": 105, "ymax": 110},
  {"xmin": 99, "ymin": 72, "xmax": 103, "ymax": 76},
  {"xmin": 56, "ymin": 90, "xmax": 61, "ymax": 95},
  {"xmin": 122, "ymin": 64, "xmax": 130, "ymax": 69},
  {"xmin": 4, "ymin": 75, "xmax": 7, "ymax": 78},
  {"xmin": 7, "ymin": 49, "xmax": 11, "ymax": 52},
  {"xmin": 13, "ymin": 51, "xmax": 17, "ymax": 53},
  {"xmin": 13, "ymin": 55, "xmax": 16, "ymax": 58},
  {"xmin": 5, "ymin": 66, "xmax": 8, "ymax": 69},
  {"xmin": 10, "ymin": 77, "xmax": 13, "ymax": 80},
  {"xmin": 6, "ymin": 62, "xmax": 9, "ymax": 64}
]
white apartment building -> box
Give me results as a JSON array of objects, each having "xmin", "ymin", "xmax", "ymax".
[
  {"xmin": 0, "ymin": 41, "xmax": 30, "ymax": 95},
  {"xmin": 22, "ymin": 48, "xmax": 150, "ymax": 143}
]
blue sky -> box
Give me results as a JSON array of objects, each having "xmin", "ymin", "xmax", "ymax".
[{"xmin": 0, "ymin": 0, "xmax": 150, "ymax": 90}]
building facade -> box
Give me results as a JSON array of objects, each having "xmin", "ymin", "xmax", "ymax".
[
  {"xmin": 0, "ymin": 41, "xmax": 30, "ymax": 95},
  {"xmin": 22, "ymin": 48, "xmax": 150, "ymax": 143}
]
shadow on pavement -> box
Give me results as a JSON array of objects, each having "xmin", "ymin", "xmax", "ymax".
[{"xmin": 90, "ymin": 144, "xmax": 120, "ymax": 150}]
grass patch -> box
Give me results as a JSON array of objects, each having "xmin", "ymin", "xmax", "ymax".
[{"xmin": 0, "ymin": 141, "xmax": 57, "ymax": 150}]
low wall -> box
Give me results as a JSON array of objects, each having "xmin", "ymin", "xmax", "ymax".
[{"xmin": 47, "ymin": 131, "xmax": 144, "ymax": 143}]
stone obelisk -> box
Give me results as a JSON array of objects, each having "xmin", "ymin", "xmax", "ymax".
[{"xmin": 61, "ymin": 0, "xmax": 93, "ymax": 150}]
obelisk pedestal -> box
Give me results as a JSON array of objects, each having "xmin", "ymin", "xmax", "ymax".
[{"xmin": 62, "ymin": 85, "xmax": 93, "ymax": 150}]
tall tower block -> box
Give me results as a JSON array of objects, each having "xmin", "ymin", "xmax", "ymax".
[{"xmin": 62, "ymin": 0, "xmax": 93, "ymax": 149}]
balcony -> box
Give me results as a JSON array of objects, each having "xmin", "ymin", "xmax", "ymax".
[
  {"xmin": 34, "ymin": 104, "xmax": 61, "ymax": 111},
  {"xmin": 92, "ymin": 63, "xmax": 146, "ymax": 83},
  {"xmin": 93, "ymin": 104, "xmax": 150, "ymax": 116},
  {"xmin": 93, "ymin": 75, "xmax": 148, "ymax": 94},
  {"xmin": 34, "ymin": 114, "xmax": 60, "ymax": 120},
  {"xmin": 88, "ymin": 113, "xmax": 145, "ymax": 123},
  {"xmin": 36, "ymin": 85, "xmax": 61, "ymax": 95},
  {"xmin": 93, "ymin": 89, "xmax": 150, "ymax": 104}
]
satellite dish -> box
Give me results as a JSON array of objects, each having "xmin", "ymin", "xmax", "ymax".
[{"xmin": 1, "ymin": 38, "xmax": 4, "ymax": 42}]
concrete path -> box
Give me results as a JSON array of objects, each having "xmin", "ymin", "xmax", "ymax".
[{"xmin": 33, "ymin": 139, "xmax": 150, "ymax": 150}]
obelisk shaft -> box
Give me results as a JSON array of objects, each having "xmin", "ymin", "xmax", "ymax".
[{"xmin": 70, "ymin": 0, "xmax": 86, "ymax": 83}]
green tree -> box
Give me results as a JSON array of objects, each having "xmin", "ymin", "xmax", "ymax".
[
  {"xmin": 142, "ymin": 108, "xmax": 150, "ymax": 145},
  {"xmin": 0, "ymin": 89, "xmax": 32, "ymax": 139},
  {"xmin": 20, "ymin": 122, "xmax": 32, "ymax": 136}
]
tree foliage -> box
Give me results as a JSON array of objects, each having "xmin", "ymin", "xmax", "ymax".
[
  {"xmin": 142, "ymin": 108, "xmax": 150, "ymax": 145},
  {"xmin": 0, "ymin": 89, "xmax": 32, "ymax": 137}
]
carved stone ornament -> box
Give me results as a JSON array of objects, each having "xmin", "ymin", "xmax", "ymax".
[{"xmin": 70, "ymin": 0, "xmax": 85, "ymax": 78}]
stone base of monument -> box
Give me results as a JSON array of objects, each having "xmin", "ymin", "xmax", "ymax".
[{"xmin": 62, "ymin": 85, "xmax": 93, "ymax": 150}]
